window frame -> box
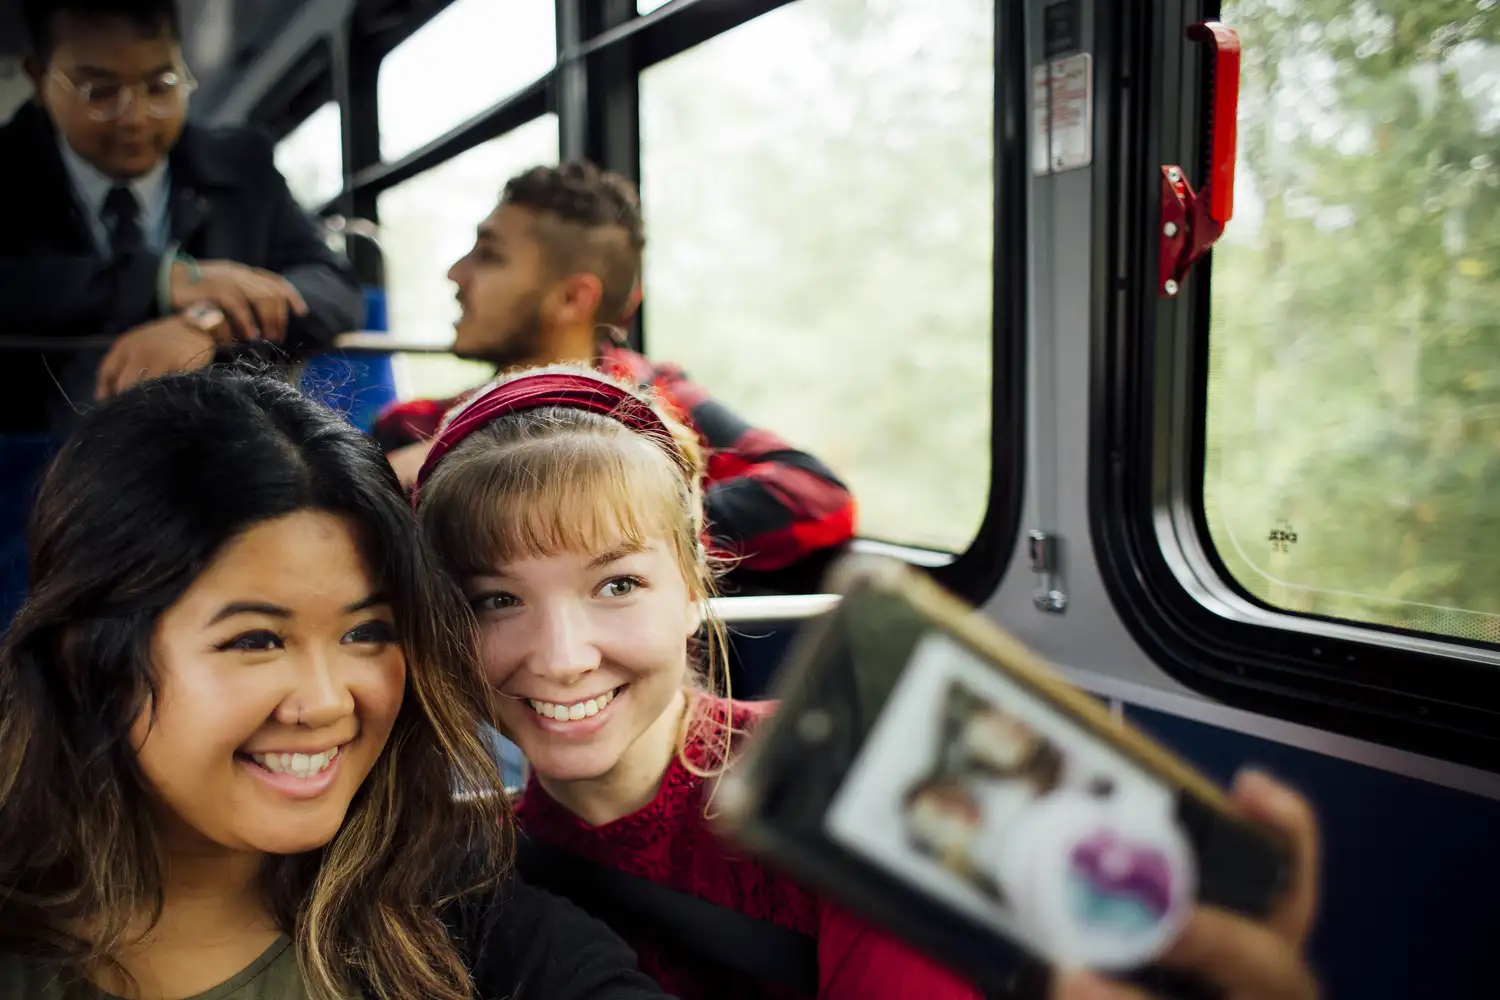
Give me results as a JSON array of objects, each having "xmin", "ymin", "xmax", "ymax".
[
  {"xmin": 246, "ymin": 46, "xmax": 351, "ymax": 224},
  {"xmin": 253, "ymin": 43, "xmax": 336, "ymax": 145},
  {"xmin": 247, "ymin": 0, "xmax": 1026, "ymax": 606},
  {"xmin": 1088, "ymin": 0, "xmax": 1500, "ymax": 772},
  {"xmin": 613, "ymin": 0, "xmax": 1028, "ymax": 601}
]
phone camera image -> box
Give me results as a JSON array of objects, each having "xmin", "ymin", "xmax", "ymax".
[{"xmin": 826, "ymin": 632, "xmax": 1196, "ymax": 972}]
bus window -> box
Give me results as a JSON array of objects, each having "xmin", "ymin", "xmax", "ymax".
[
  {"xmin": 639, "ymin": 0, "xmax": 995, "ymax": 555},
  {"xmin": 378, "ymin": 115, "xmax": 560, "ymax": 401},
  {"xmin": 1203, "ymin": 0, "xmax": 1500, "ymax": 644},
  {"xmin": 377, "ymin": 0, "xmax": 555, "ymax": 163},
  {"xmin": 274, "ymin": 100, "xmax": 342, "ymax": 210}
]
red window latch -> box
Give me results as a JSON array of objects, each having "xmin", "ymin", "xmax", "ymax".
[{"xmin": 1160, "ymin": 21, "xmax": 1241, "ymax": 297}]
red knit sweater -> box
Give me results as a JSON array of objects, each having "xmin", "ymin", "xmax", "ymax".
[{"xmin": 513, "ymin": 697, "xmax": 982, "ymax": 1000}]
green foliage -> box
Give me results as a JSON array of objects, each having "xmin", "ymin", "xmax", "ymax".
[{"xmin": 1205, "ymin": 0, "xmax": 1500, "ymax": 641}]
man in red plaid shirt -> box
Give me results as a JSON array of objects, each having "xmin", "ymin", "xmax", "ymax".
[{"xmin": 374, "ymin": 161, "xmax": 855, "ymax": 572}]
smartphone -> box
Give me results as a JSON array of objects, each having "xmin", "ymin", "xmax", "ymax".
[{"xmin": 714, "ymin": 555, "xmax": 1292, "ymax": 997}]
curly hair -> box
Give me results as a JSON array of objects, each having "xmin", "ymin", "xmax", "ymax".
[{"xmin": 501, "ymin": 161, "xmax": 646, "ymax": 325}]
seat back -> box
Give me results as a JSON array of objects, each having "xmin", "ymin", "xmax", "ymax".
[
  {"xmin": 299, "ymin": 286, "xmax": 399, "ymax": 432},
  {"xmin": 301, "ymin": 220, "xmax": 399, "ymax": 432}
]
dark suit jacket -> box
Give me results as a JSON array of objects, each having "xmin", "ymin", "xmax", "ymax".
[{"xmin": 0, "ymin": 101, "xmax": 363, "ymax": 432}]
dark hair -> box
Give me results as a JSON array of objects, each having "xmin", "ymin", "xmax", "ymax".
[
  {"xmin": 0, "ymin": 367, "xmax": 509, "ymax": 1000},
  {"xmin": 502, "ymin": 160, "xmax": 646, "ymax": 324},
  {"xmin": 23, "ymin": 0, "xmax": 181, "ymax": 61}
]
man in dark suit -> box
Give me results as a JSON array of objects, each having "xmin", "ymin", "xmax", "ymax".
[{"xmin": 0, "ymin": 0, "xmax": 362, "ymax": 432}]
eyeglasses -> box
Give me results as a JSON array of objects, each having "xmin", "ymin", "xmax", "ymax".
[{"xmin": 50, "ymin": 67, "xmax": 197, "ymax": 122}]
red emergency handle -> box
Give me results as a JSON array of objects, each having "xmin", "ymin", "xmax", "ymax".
[{"xmin": 1160, "ymin": 21, "xmax": 1241, "ymax": 296}]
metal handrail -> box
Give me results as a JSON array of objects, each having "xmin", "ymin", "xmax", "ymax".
[{"xmin": 331, "ymin": 332, "xmax": 451, "ymax": 354}]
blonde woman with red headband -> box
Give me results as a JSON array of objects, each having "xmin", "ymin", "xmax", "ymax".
[{"xmin": 410, "ymin": 365, "xmax": 1322, "ymax": 1000}]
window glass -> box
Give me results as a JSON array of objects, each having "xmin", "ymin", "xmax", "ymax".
[
  {"xmin": 274, "ymin": 100, "xmax": 343, "ymax": 209},
  {"xmin": 639, "ymin": 0, "xmax": 995, "ymax": 553},
  {"xmin": 1204, "ymin": 0, "xmax": 1500, "ymax": 643},
  {"xmin": 378, "ymin": 0, "xmax": 556, "ymax": 163},
  {"xmin": 637, "ymin": 0, "xmax": 672, "ymax": 13},
  {"xmin": 378, "ymin": 115, "xmax": 560, "ymax": 400}
]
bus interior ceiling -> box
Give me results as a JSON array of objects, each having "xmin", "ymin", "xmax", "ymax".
[{"xmin": 2, "ymin": 0, "xmax": 1498, "ymax": 996}]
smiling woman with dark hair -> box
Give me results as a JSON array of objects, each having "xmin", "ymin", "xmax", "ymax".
[{"xmin": 0, "ymin": 367, "xmax": 673, "ymax": 1000}]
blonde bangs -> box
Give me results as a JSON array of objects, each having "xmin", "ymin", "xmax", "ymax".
[{"xmin": 425, "ymin": 429, "xmax": 691, "ymax": 575}]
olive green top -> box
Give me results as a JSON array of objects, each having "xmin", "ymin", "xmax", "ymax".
[{"xmin": 0, "ymin": 936, "xmax": 304, "ymax": 1000}]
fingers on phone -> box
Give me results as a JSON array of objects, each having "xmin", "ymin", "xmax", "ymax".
[
  {"xmin": 1231, "ymin": 770, "xmax": 1320, "ymax": 945},
  {"xmin": 1052, "ymin": 970, "xmax": 1154, "ymax": 1000},
  {"xmin": 1161, "ymin": 907, "xmax": 1321, "ymax": 1000}
]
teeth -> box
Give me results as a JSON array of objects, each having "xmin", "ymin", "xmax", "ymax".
[
  {"xmin": 528, "ymin": 688, "xmax": 616, "ymax": 722},
  {"xmin": 250, "ymin": 745, "xmax": 341, "ymax": 778}
]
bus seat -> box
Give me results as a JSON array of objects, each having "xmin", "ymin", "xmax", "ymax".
[{"xmin": 299, "ymin": 286, "xmax": 398, "ymax": 433}]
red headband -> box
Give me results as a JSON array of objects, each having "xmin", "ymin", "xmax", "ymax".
[{"xmin": 411, "ymin": 371, "xmax": 676, "ymax": 498}]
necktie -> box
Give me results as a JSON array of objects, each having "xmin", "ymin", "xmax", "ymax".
[{"xmin": 103, "ymin": 185, "xmax": 143, "ymax": 257}]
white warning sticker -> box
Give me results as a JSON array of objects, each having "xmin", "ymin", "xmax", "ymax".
[{"xmin": 1031, "ymin": 52, "xmax": 1093, "ymax": 176}]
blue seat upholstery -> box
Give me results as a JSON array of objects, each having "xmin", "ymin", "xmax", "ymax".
[
  {"xmin": 299, "ymin": 353, "xmax": 398, "ymax": 433},
  {"xmin": 299, "ymin": 287, "xmax": 398, "ymax": 433}
]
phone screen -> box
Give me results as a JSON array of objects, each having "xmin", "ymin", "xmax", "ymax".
[{"xmin": 823, "ymin": 630, "xmax": 1197, "ymax": 972}]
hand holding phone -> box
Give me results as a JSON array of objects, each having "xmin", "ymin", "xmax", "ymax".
[
  {"xmin": 1055, "ymin": 771, "xmax": 1321, "ymax": 1000},
  {"xmin": 715, "ymin": 555, "xmax": 1318, "ymax": 998}
]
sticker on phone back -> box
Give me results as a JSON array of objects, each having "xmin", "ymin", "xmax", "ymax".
[{"xmin": 824, "ymin": 631, "xmax": 1195, "ymax": 971}]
